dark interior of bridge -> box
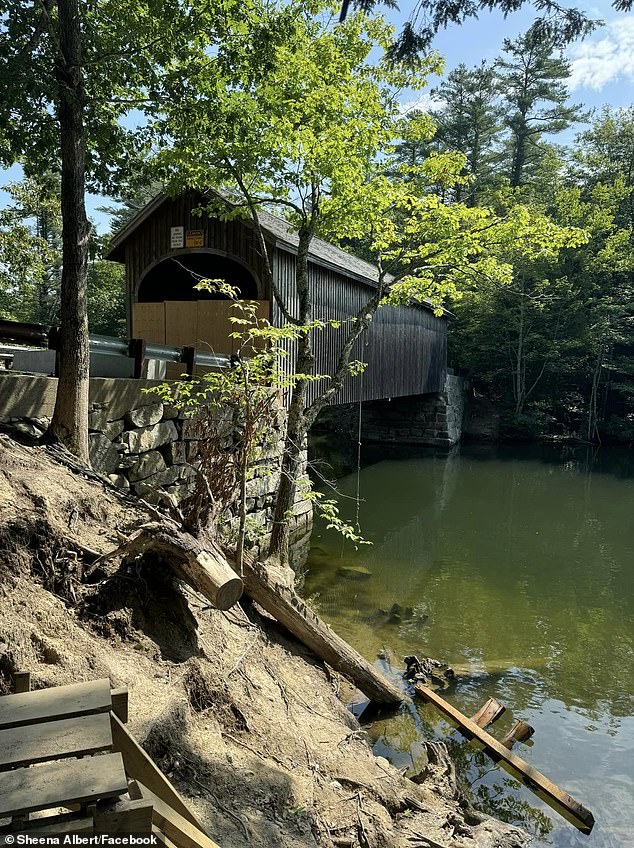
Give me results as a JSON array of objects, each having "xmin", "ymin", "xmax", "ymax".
[{"xmin": 137, "ymin": 254, "xmax": 259, "ymax": 302}]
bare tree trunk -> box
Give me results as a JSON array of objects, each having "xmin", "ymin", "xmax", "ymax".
[
  {"xmin": 51, "ymin": 0, "xmax": 90, "ymax": 464},
  {"xmin": 514, "ymin": 288, "xmax": 525, "ymax": 418},
  {"xmin": 586, "ymin": 344, "xmax": 604, "ymax": 443},
  {"xmin": 269, "ymin": 222, "xmax": 315, "ymax": 563}
]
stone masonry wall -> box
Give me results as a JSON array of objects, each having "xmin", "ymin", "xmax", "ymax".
[
  {"xmin": 314, "ymin": 374, "xmax": 464, "ymax": 448},
  {"xmin": 0, "ymin": 375, "xmax": 312, "ymax": 552}
]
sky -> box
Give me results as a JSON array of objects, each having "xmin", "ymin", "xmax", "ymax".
[{"xmin": 1, "ymin": 0, "xmax": 633, "ymax": 234}]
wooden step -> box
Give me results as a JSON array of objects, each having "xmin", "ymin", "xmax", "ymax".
[
  {"xmin": 0, "ymin": 712, "xmax": 113, "ymax": 770},
  {"xmin": 0, "ymin": 679, "xmax": 112, "ymax": 730},
  {"xmin": 0, "ymin": 752, "xmax": 128, "ymax": 818}
]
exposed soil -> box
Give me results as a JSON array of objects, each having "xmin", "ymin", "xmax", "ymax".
[{"xmin": 0, "ymin": 434, "xmax": 529, "ymax": 848}]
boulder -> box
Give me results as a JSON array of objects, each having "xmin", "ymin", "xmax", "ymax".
[
  {"xmin": 121, "ymin": 420, "xmax": 178, "ymax": 453},
  {"xmin": 125, "ymin": 403, "xmax": 164, "ymax": 429},
  {"xmin": 89, "ymin": 433, "xmax": 120, "ymax": 475},
  {"xmin": 127, "ymin": 450, "xmax": 167, "ymax": 483}
]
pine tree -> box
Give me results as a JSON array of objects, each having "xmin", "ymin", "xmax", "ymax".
[
  {"xmin": 497, "ymin": 27, "xmax": 585, "ymax": 187},
  {"xmin": 430, "ymin": 62, "xmax": 502, "ymax": 203}
]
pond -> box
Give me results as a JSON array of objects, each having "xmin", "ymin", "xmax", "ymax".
[{"xmin": 301, "ymin": 441, "xmax": 634, "ymax": 847}]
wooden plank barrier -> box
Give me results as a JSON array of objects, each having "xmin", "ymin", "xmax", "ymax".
[{"xmin": 415, "ymin": 685, "xmax": 595, "ymax": 834}]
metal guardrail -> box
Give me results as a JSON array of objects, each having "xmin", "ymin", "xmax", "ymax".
[{"xmin": 0, "ymin": 320, "xmax": 231, "ymax": 378}]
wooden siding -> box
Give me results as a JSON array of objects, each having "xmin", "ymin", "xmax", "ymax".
[
  {"xmin": 123, "ymin": 193, "xmax": 268, "ymax": 330},
  {"xmin": 272, "ymin": 250, "xmax": 447, "ymax": 404},
  {"xmin": 118, "ymin": 195, "xmax": 447, "ymax": 403}
]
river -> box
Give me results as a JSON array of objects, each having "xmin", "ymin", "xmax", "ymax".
[{"xmin": 301, "ymin": 441, "xmax": 634, "ymax": 847}]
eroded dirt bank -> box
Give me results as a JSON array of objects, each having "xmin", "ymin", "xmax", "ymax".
[{"xmin": 0, "ymin": 435, "xmax": 529, "ymax": 848}]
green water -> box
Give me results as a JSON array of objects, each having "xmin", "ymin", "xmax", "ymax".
[{"xmin": 302, "ymin": 442, "xmax": 634, "ymax": 847}]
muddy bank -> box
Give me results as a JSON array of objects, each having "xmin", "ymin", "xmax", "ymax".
[{"xmin": 0, "ymin": 435, "xmax": 528, "ymax": 848}]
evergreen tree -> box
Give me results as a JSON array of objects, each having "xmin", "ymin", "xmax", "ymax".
[
  {"xmin": 430, "ymin": 62, "xmax": 502, "ymax": 203},
  {"xmin": 497, "ymin": 27, "xmax": 584, "ymax": 187}
]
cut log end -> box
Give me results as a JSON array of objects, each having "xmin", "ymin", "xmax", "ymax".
[{"xmin": 214, "ymin": 576, "xmax": 244, "ymax": 611}]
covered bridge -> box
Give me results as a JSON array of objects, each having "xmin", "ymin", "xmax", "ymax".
[{"xmin": 106, "ymin": 192, "xmax": 448, "ymax": 403}]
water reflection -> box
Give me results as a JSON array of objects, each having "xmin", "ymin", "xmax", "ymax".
[{"xmin": 302, "ymin": 442, "xmax": 634, "ymax": 847}]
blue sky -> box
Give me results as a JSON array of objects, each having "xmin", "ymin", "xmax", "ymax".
[{"xmin": 1, "ymin": 0, "xmax": 633, "ymax": 233}]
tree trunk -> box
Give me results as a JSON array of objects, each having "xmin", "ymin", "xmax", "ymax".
[
  {"xmin": 51, "ymin": 0, "xmax": 90, "ymax": 464},
  {"xmin": 240, "ymin": 554, "xmax": 403, "ymax": 706},
  {"xmin": 112, "ymin": 523, "xmax": 244, "ymax": 611},
  {"xmin": 269, "ymin": 221, "xmax": 315, "ymax": 564}
]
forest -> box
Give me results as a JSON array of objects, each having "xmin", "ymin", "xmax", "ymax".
[{"xmin": 1, "ymin": 2, "xmax": 632, "ymax": 446}]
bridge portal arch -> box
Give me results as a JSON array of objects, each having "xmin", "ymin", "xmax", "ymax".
[{"xmin": 136, "ymin": 249, "xmax": 262, "ymax": 303}]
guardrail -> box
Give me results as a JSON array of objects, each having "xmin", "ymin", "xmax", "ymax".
[{"xmin": 0, "ymin": 319, "xmax": 231, "ymax": 378}]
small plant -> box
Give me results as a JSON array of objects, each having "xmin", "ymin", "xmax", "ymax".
[{"xmin": 149, "ymin": 279, "xmax": 369, "ymax": 571}]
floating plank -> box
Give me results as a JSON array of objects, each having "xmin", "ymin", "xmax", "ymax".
[
  {"xmin": 0, "ymin": 752, "xmax": 127, "ymax": 818},
  {"xmin": 471, "ymin": 698, "xmax": 505, "ymax": 729},
  {"xmin": 415, "ymin": 685, "xmax": 594, "ymax": 834},
  {"xmin": 110, "ymin": 714, "xmax": 205, "ymax": 832},
  {"xmin": 136, "ymin": 782, "xmax": 222, "ymax": 848},
  {"xmin": 0, "ymin": 713, "xmax": 112, "ymax": 770},
  {"xmin": 501, "ymin": 719, "xmax": 535, "ymax": 749},
  {"xmin": 0, "ymin": 679, "xmax": 112, "ymax": 730}
]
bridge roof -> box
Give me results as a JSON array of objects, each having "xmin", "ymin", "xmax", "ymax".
[{"xmin": 106, "ymin": 191, "xmax": 444, "ymax": 313}]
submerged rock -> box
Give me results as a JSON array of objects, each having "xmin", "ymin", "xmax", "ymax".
[{"xmin": 337, "ymin": 565, "xmax": 372, "ymax": 580}]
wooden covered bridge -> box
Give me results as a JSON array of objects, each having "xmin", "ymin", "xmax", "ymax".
[{"xmin": 106, "ymin": 191, "xmax": 448, "ymax": 403}]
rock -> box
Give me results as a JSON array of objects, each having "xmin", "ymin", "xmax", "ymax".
[
  {"xmin": 128, "ymin": 451, "xmax": 167, "ymax": 483},
  {"xmin": 163, "ymin": 441, "xmax": 186, "ymax": 465},
  {"xmin": 141, "ymin": 465, "xmax": 182, "ymax": 488},
  {"xmin": 125, "ymin": 403, "xmax": 163, "ymax": 429},
  {"xmin": 166, "ymin": 482, "xmax": 196, "ymax": 502},
  {"xmin": 10, "ymin": 418, "xmax": 47, "ymax": 438},
  {"xmin": 132, "ymin": 481, "xmax": 161, "ymax": 504},
  {"xmin": 108, "ymin": 473, "xmax": 130, "ymax": 491},
  {"xmin": 177, "ymin": 463, "xmax": 198, "ymax": 481},
  {"xmin": 121, "ymin": 420, "xmax": 178, "ymax": 453},
  {"xmin": 246, "ymin": 472, "xmax": 281, "ymax": 499},
  {"xmin": 337, "ymin": 565, "xmax": 372, "ymax": 580},
  {"xmin": 88, "ymin": 408, "xmax": 110, "ymax": 431},
  {"xmin": 186, "ymin": 440, "xmax": 199, "ymax": 461},
  {"xmin": 89, "ymin": 433, "xmax": 120, "ymax": 474},
  {"xmin": 102, "ymin": 419, "xmax": 125, "ymax": 440},
  {"xmin": 162, "ymin": 405, "xmax": 179, "ymax": 420}
]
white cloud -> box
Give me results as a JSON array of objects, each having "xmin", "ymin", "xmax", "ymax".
[
  {"xmin": 568, "ymin": 16, "xmax": 634, "ymax": 91},
  {"xmin": 398, "ymin": 93, "xmax": 435, "ymax": 115}
]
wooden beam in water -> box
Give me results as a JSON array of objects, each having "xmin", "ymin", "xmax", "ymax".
[
  {"xmin": 415, "ymin": 685, "xmax": 594, "ymax": 834},
  {"xmin": 501, "ymin": 719, "xmax": 535, "ymax": 749},
  {"xmin": 471, "ymin": 697, "xmax": 505, "ymax": 729}
]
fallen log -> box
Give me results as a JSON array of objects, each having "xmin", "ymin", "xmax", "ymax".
[
  {"xmin": 415, "ymin": 685, "xmax": 594, "ymax": 834},
  {"xmin": 114, "ymin": 523, "xmax": 243, "ymax": 611},
  {"xmin": 239, "ymin": 554, "xmax": 403, "ymax": 706}
]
